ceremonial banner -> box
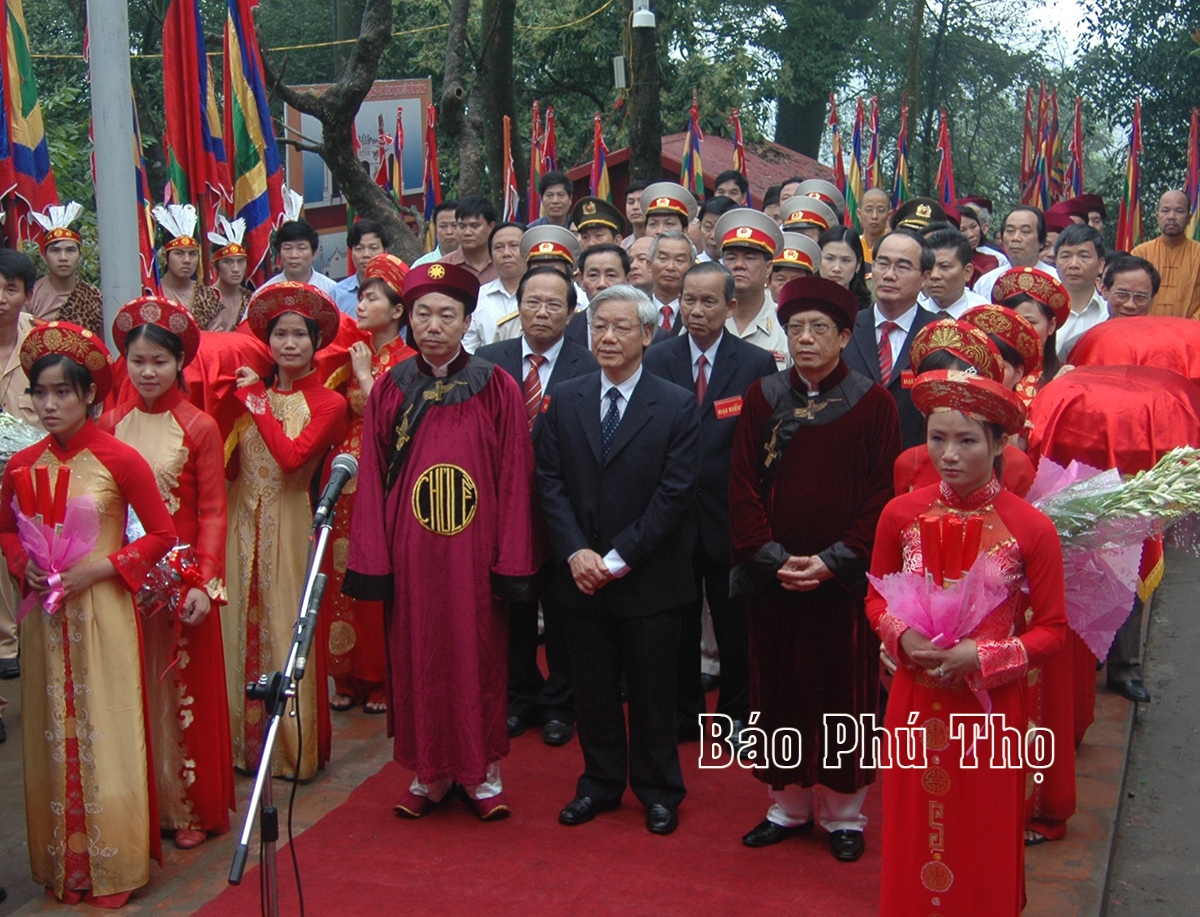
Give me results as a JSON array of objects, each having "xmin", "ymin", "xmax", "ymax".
[
  {"xmin": 1115, "ymin": 100, "xmax": 1143, "ymax": 252},
  {"xmin": 846, "ymin": 97, "xmax": 864, "ymax": 230},
  {"xmin": 892, "ymin": 103, "xmax": 909, "ymax": 209},
  {"xmin": 590, "ymin": 113, "xmax": 610, "ymax": 202},
  {"xmin": 163, "ymin": 0, "xmax": 231, "ymax": 232},
  {"xmin": 223, "ymin": 0, "xmax": 284, "ymax": 276},
  {"xmin": 1020, "ymin": 86, "xmax": 1035, "ymax": 205},
  {"xmin": 866, "ymin": 96, "xmax": 882, "ymax": 191},
  {"xmin": 373, "ymin": 114, "xmax": 390, "ymax": 192},
  {"xmin": 827, "ymin": 94, "xmax": 846, "ymax": 200},
  {"xmin": 391, "ymin": 107, "xmax": 404, "ymax": 209},
  {"xmin": 422, "ymin": 102, "xmax": 440, "ymax": 252},
  {"xmin": 1064, "ymin": 96, "xmax": 1084, "ymax": 202},
  {"xmin": 1186, "ymin": 107, "xmax": 1199, "ymax": 241},
  {"xmin": 934, "ymin": 107, "xmax": 957, "ymax": 206},
  {"xmin": 1, "ymin": 0, "xmax": 58, "ymax": 242},
  {"xmin": 501, "ymin": 115, "xmax": 519, "ymax": 221},
  {"xmin": 529, "ymin": 100, "xmax": 543, "ymax": 220},
  {"xmin": 729, "ymin": 108, "xmax": 746, "ymax": 179},
  {"xmin": 542, "ymin": 106, "xmax": 558, "ymax": 173},
  {"xmin": 680, "ymin": 91, "xmax": 704, "ymax": 203},
  {"xmin": 133, "ymin": 93, "xmax": 159, "ymax": 293}
]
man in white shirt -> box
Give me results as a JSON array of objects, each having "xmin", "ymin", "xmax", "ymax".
[
  {"xmin": 332, "ymin": 218, "xmax": 389, "ymax": 314},
  {"xmin": 695, "ymin": 197, "xmax": 738, "ymax": 262},
  {"xmin": 262, "ymin": 219, "xmax": 338, "ymax": 295},
  {"xmin": 412, "ymin": 200, "xmax": 460, "ymax": 267},
  {"xmin": 462, "ymin": 222, "xmax": 524, "ymax": 352},
  {"xmin": 918, "ymin": 227, "xmax": 988, "ymax": 319},
  {"xmin": 974, "ymin": 206, "xmax": 1057, "ymax": 302},
  {"xmin": 649, "ymin": 231, "xmax": 695, "ymax": 335},
  {"xmin": 1053, "ymin": 223, "xmax": 1108, "ymax": 361}
]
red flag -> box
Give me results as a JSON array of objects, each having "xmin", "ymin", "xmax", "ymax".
[
  {"xmin": 728, "ymin": 108, "xmax": 746, "ymax": 178},
  {"xmin": 866, "ymin": 96, "xmax": 882, "ymax": 190},
  {"xmin": 590, "ymin": 113, "xmax": 611, "ymax": 201},
  {"xmin": 934, "ymin": 107, "xmax": 957, "ymax": 205},
  {"xmin": 1064, "ymin": 96, "xmax": 1084, "ymax": 200},
  {"xmin": 392, "ymin": 106, "xmax": 404, "ymax": 205},
  {"xmin": 501, "ymin": 116, "xmax": 520, "ymax": 221},
  {"xmin": 1020, "ymin": 87, "xmax": 1035, "ymax": 204},
  {"xmin": 1184, "ymin": 107, "xmax": 1199, "ymax": 241},
  {"xmin": 529, "ymin": 100, "xmax": 543, "ymax": 220},
  {"xmin": 542, "ymin": 107, "xmax": 558, "ymax": 173},
  {"xmin": 1115, "ymin": 99, "xmax": 1144, "ymax": 252},
  {"xmin": 421, "ymin": 103, "xmax": 441, "ymax": 252},
  {"xmin": 374, "ymin": 114, "xmax": 391, "ymax": 191},
  {"xmin": 827, "ymin": 94, "xmax": 846, "ymax": 199}
]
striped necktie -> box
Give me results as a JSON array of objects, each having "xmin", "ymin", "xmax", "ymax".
[
  {"xmin": 523, "ymin": 354, "xmax": 545, "ymax": 431},
  {"xmin": 878, "ymin": 320, "xmax": 899, "ymax": 385}
]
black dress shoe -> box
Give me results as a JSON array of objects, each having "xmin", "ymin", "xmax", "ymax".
[
  {"xmin": 1108, "ymin": 677, "xmax": 1151, "ymax": 703},
  {"xmin": 699, "ymin": 672, "xmax": 719, "ymax": 693},
  {"xmin": 558, "ymin": 795, "xmax": 619, "ymax": 825},
  {"xmin": 542, "ymin": 720, "xmax": 573, "ymax": 746},
  {"xmin": 645, "ymin": 804, "xmax": 678, "ymax": 835},
  {"xmin": 507, "ymin": 714, "xmax": 530, "ymax": 738},
  {"xmin": 0, "ymin": 657, "xmax": 17, "ymax": 679},
  {"xmin": 742, "ymin": 818, "xmax": 813, "ymax": 847},
  {"xmin": 829, "ymin": 829, "xmax": 865, "ymax": 861}
]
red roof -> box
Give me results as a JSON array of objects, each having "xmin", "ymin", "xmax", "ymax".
[{"xmin": 566, "ymin": 132, "xmax": 834, "ymax": 208}]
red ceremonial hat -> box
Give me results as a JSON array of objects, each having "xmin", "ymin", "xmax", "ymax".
[
  {"xmin": 956, "ymin": 196, "xmax": 994, "ymax": 214},
  {"xmin": 246, "ymin": 282, "xmax": 342, "ymax": 350},
  {"xmin": 163, "ymin": 235, "xmax": 200, "ymax": 252},
  {"xmin": 212, "ymin": 242, "xmax": 248, "ymax": 261},
  {"xmin": 1043, "ymin": 210, "xmax": 1074, "ymax": 234},
  {"xmin": 960, "ymin": 304, "xmax": 1043, "ymax": 376},
  {"xmin": 402, "ymin": 261, "xmax": 481, "ymax": 315},
  {"xmin": 908, "ymin": 319, "xmax": 1005, "ymax": 384},
  {"xmin": 941, "ymin": 202, "xmax": 962, "ymax": 228},
  {"xmin": 912, "ymin": 369, "xmax": 1027, "ymax": 436},
  {"xmin": 1046, "ymin": 199, "xmax": 1087, "ymax": 220},
  {"xmin": 112, "ymin": 296, "xmax": 202, "ymax": 367},
  {"xmin": 777, "ymin": 276, "xmax": 859, "ymax": 331},
  {"xmin": 364, "ymin": 253, "xmax": 411, "ymax": 297},
  {"xmin": 991, "ymin": 266, "xmax": 1070, "ymax": 328},
  {"xmin": 42, "ymin": 227, "xmax": 82, "ymax": 251},
  {"xmin": 1073, "ymin": 194, "xmax": 1107, "ymax": 220},
  {"xmin": 20, "ymin": 321, "xmax": 115, "ymax": 402}
]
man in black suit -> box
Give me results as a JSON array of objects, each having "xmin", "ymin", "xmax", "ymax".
[
  {"xmin": 842, "ymin": 228, "xmax": 937, "ymax": 448},
  {"xmin": 643, "ymin": 262, "xmax": 776, "ymax": 743},
  {"xmin": 648, "ymin": 231, "xmax": 695, "ymax": 336},
  {"xmin": 536, "ymin": 284, "xmax": 700, "ymax": 836},
  {"xmin": 477, "ymin": 267, "xmax": 598, "ymax": 747}
]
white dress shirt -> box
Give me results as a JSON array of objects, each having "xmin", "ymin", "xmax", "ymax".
[
  {"xmin": 463, "ymin": 278, "xmax": 519, "ymax": 352},
  {"xmin": 522, "ymin": 335, "xmax": 563, "ymax": 392},
  {"xmin": 652, "ymin": 296, "xmax": 681, "ymax": 332},
  {"xmin": 917, "ymin": 287, "xmax": 988, "ymax": 320},
  {"xmin": 1056, "ymin": 294, "xmax": 1108, "ymax": 362},
  {"xmin": 689, "ymin": 332, "xmax": 722, "ymax": 383},
  {"xmin": 974, "ymin": 260, "xmax": 1057, "ymax": 304},
  {"xmin": 263, "ymin": 268, "xmax": 339, "ymax": 296},
  {"xmin": 874, "ymin": 302, "xmax": 920, "ymax": 369}
]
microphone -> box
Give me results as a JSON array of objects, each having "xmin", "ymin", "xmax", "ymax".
[{"xmin": 312, "ymin": 453, "xmax": 358, "ymax": 528}]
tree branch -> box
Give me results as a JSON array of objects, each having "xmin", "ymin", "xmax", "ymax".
[{"xmin": 258, "ymin": 46, "xmax": 325, "ymax": 118}]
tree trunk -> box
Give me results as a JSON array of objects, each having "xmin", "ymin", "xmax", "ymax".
[
  {"xmin": 260, "ymin": 0, "xmax": 422, "ymax": 261},
  {"xmin": 918, "ymin": 0, "xmax": 952, "ymax": 191},
  {"xmin": 774, "ymin": 95, "xmax": 828, "ymax": 160},
  {"xmin": 628, "ymin": 0, "xmax": 662, "ymax": 181},
  {"xmin": 478, "ymin": 0, "xmax": 525, "ymax": 209},
  {"xmin": 441, "ymin": 0, "xmax": 484, "ymax": 197},
  {"xmin": 904, "ymin": 0, "xmax": 926, "ymax": 149}
]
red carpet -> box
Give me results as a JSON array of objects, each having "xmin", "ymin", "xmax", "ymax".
[{"xmin": 196, "ymin": 726, "xmax": 883, "ymax": 916}]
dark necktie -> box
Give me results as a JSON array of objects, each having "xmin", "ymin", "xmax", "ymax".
[
  {"xmin": 601, "ymin": 388, "xmax": 621, "ymax": 458},
  {"xmin": 878, "ymin": 320, "xmax": 899, "ymax": 385},
  {"xmin": 695, "ymin": 354, "xmax": 709, "ymax": 404},
  {"xmin": 523, "ymin": 354, "xmax": 545, "ymax": 431}
]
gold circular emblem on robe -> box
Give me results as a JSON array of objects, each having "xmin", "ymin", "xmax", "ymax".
[{"xmin": 412, "ymin": 464, "xmax": 478, "ymax": 536}]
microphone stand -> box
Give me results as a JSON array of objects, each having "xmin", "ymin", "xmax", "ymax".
[{"xmin": 228, "ymin": 506, "xmax": 335, "ymax": 914}]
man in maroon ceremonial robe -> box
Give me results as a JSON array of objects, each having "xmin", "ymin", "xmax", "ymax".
[
  {"xmin": 729, "ymin": 277, "xmax": 901, "ymax": 861},
  {"xmin": 344, "ymin": 262, "xmax": 547, "ymax": 820}
]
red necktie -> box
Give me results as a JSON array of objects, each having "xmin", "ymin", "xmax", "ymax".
[
  {"xmin": 523, "ymin": 354, "xmax": 545, "ymax": 431},
  {"xmin": 661, "ymin": 305, "xmax": 674, "ymax": 333},
  {"xmin": 695, "ymin": 354, "xmax": 708, "ymax": 404},
  {"xmin": 878, "ymin": 320, "xmax": 899, "ymax": 385}
]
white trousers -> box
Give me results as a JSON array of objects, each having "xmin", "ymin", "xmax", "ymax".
[
  {"xmin": 766, "ymin": 783, "xmax": 869, "ymax": 833},
  {"xmin": 410, "ymin": 762, "xmax": 503, "ymax": 801}
]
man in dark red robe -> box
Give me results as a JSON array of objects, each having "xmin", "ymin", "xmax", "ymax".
[
  {"xmin": 344, "ymin": 262, "xmax": 547, "ymax": 820},
  {"xmin": 729, "ymin": 276, "xmax": 901, "ymax": 861}
]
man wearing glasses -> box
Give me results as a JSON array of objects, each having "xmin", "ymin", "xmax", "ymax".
[
  {"xmin": 536, "ymin": 284, "xmax": 700, "ymax": 836},
  {"xmin": 843, "ymin": 228, "xmax": 938, "ymax": 448},
  {"xmin": 1100, "ymin": 253, "xmax": 1161, "ymax": 319},
  {"xmin": 477, "ymin": 267, "xmax": 598, "ymax": 748}
]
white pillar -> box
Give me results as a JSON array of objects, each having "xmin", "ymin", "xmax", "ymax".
[{"xmin": 87, "ymin": 0, "xmax": 140, "ymax": 348}]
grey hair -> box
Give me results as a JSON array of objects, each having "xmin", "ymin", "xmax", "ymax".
[
  {"xmin": 648, "ymin": 230, "xmax": 697, "ymax": 262},
  {"xmin": 587, "ymin": 284, "xmax": 658, "ymax": 328}
]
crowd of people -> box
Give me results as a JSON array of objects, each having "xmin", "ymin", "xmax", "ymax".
[{"xmin": 0, "ymin": 162, "xmax": 1197, "ymax": 915}]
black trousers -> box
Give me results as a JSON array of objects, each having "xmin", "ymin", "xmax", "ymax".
[
  {"xmin": 564, "ymin": 601, "xmax": 687, "ymax": 809},
  {"xmin": 677, "ymin": 551, "xmax": 750, "ymax": 731},
  {"xmin": 1107, "ymin": 596, "xmax": 1145, "ymax": 682},
  {"xmin": 508, "ymin": 566, "xmax": 574, "ymax": 724}
]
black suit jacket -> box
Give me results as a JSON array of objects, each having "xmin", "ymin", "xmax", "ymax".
[
  {"xmin": 565, "ymin": 310, "xmax": 672, "ymax": 348},
  {"xmin": 536, "ymin": 369, "xmax": 700, "ymax": 617},
  {"xmin": 476, "ymin": 336, "xmax": 599, "ymax": 444},
  {"xmin": 642, "ymin": 332, "xmax": 777, "ymax": 563},
  {"xmin": 843, "ymin": 304, "xmax": 937, "ymax": 449}
]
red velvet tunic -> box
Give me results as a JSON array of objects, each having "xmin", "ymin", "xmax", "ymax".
[
  {"xmin": 867, "ymin": 479, "xmax": 1067, "ymax": 916},
  {"xmin": 729, "ymin": 361, "xmax": 901, "ymax": 793},
  {"xmin": 0, "ymin": 420, "xmax": 176, "ymax": 899},
  {"xmin": 99, "ymin": 387, "xmax": 235, "ymax": 835},
  {"xmin": 894, "ymin": 443, "xmax": 1036, "ymax": 498},
  {"xmin": 318, "ymin": 337, "xmax": 416, "ymax": 705},
  {"xmin": 344, "ymin": 351, "xmax": 546, "ymax": 785}
]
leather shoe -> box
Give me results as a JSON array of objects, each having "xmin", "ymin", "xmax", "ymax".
[
  {"xmin": 558, "ymin": 794, "xmax": 619, "ymax": 826},
  {"xmin": 1108, "ymin": 677, "xmax": 1151, "ymax": 703},
  {"xmin": 830, "ymin": 829, "xmax": 865, "ymax": 861},
  {"xmin": 645, "ymin": 804, "xmax": 678, "ymax": 835},
  {"xmin": 699, "ymin": 672, "xmax": 719, "ymax": 693},
  {"xmin": 507, "ymin": 714, "xmax": 531, "ymax": 738},
  {"xmin": 542, "ymin": 720, "xmax": 573, "ymax": 746},
  {"xmin": 0, "ymin": 657, "xmax": 17, "ymax": 679},
  {"xmin": 742, "ymin": 818, "xmax": 813, "ymax": 847}
]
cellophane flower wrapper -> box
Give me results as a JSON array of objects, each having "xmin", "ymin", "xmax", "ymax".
[
  {"xmin": 0, "ymin": 413, "xmax": 47, "ymax": 469},
  {"xmin": 13, "ymin": 494, "xmax": 101, "ymax": 622},
  {"xmin": 1063, "ymin": 543, "xmax": 1142, "ymax": 661},
  {"xmin": 136, "ymin": 544, "xmax": 204, "ymax": 621},
  {"xmin": 868, "ymin": 555, "xmax": 1008, "ymax": 722}
]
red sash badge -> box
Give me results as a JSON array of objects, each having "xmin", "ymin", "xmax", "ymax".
[{"xmin": 713, "ymin": 396, "xmax": 743, "ymax": 420}]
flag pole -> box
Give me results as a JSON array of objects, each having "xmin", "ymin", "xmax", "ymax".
[{"xmin": 86, "ymin": 0, "xmax": 141, "ymax": 348}]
